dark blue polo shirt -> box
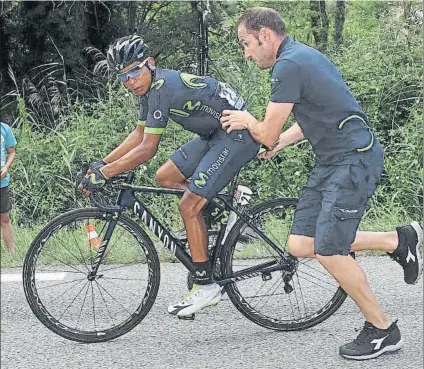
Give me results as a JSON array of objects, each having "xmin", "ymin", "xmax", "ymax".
[{"xmin": 270, "ymin": 36, "xmax": 376, "ymax": 165}]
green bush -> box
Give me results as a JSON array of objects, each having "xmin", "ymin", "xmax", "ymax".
[{"xmin": 5, "ymin": 1, "xmax": 423, "ymax": 230}]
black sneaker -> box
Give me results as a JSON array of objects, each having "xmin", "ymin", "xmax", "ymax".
[
  {"xmin": 387, "ymin": 221, "xmax": 423, "ymax": 284},
  {"xmin": 339, "ymin": 321, "xmax": 403, "ymax": 360}
]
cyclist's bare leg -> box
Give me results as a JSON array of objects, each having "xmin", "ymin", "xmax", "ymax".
[
  {"xmin": 168, "ymin": 189, "xmax": 221, "ymax": 315},
  {"xmin": 155, "ymin": 160, "xmax": 189, "ymax": 190},
  {"xmin": 288, "ymin": 231, "xmax": 398, "ymax": 258},
  {"xmin": 179, "ymin": 190, "xmax": 208, "ymax": 261},
  {"xmin": 157, "ymin": 160, "xmax": 212, "ymax": 261},
  {"xmin": 160, "ymin": 164, "xmax": 222, "ymax": 316}
]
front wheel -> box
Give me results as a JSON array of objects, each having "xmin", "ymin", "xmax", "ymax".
[
  {"xmin": 221, "ymin": 197, "xmax": 350, "ymax": 331},
  {"xmin": 23, "ymin": 208, "xmax": 160, "ymax": 343}
]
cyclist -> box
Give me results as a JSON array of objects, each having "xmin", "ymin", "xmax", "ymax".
[
  {"xmin": 79, "ymin": 35, "xmax": 260, "ymax": 317},
  {"xmin": 220, "ymin": 7, "xmax": 423, "ymax": 360}
]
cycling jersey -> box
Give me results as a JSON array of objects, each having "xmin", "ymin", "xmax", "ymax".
[
  {"xmin": 138, "ymin": 69, "xmax": 246, "ymax": 138},
  {"xmin": 137, "ymin": 68, "xmax": 259, "ymax": 199}
]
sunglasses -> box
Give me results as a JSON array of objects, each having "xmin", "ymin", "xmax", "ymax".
[{"xmin": 117, "ymin": 60, "xmax": 149, "ymax": 83}]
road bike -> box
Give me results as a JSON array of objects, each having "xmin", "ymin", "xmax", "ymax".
[{"xmin": 23, "ymin": 168, "xmax": 349, "ymax": 343}]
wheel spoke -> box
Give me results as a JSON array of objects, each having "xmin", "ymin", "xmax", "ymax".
[
  {"xmin": 23, "ymin": 210, "xmax": 159, "ymax": 342},
  {"xmin": 57, "ymin": 280, "xmax": 90, "ymax": 321},
  {"xmin": 224, "ymin": 199, "xmax": 346, "ymax": 329}
]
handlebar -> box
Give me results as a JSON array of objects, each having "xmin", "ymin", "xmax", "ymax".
[
  {"xmin": 77, "ymin": 163, "xmax": 136, "ymax": 212},
  {"xmin": 89, "ymin": 192, "xmax": 121, "ymax": 212}
]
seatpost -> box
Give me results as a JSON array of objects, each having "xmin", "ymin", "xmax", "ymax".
[
  {"xmin": 229, "ymin": 170, "xmax": 240, "ymax": 197},
  {"xmin": 127, "ymin": 170, "xmax": 135, "ymax": 184}
]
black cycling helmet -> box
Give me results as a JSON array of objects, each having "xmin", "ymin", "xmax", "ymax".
[{"xmin": 106, "ymin": 35, "xmax": 149, "ymax": 72}]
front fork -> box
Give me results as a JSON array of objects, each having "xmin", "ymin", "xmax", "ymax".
[{"xmin": 87, "ymin": 217, "xmax": 119, "ymax": 281}]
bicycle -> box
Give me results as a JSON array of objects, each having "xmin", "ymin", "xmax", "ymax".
[{"xmin": 23, "ymin": 168, "xmax": 350, "ymax": 343}]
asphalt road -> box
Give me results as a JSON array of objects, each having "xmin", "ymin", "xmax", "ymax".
[{"xmin": 1, "ymin": 256, "xmax": 423, "ymax": 369}]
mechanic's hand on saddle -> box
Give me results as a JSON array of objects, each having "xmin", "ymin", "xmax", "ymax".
[
  {"xmin": 220, "ymin": 110, "xmax": 257, "ymax": 133},
  {"xmin": 258, "ymin": 145, "xmax": 279, "ymax": 160},
  {"xmin": 79, "ymin": 168, "xmax": 108, "ymax": 197}
]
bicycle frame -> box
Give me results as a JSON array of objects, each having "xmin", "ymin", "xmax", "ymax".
[{"xmin": 88, "ymin": 172, "xmax": 294, "ymax": 285}]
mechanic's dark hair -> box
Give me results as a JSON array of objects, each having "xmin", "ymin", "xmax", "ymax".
[{"xmin": 236, "ymin": 7, "xmax": 286, "ymax": 37}]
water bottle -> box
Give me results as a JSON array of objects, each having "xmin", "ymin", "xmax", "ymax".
[{"xmin": 222, "ymin": 185, "xmax": 252, "ymax": 243}]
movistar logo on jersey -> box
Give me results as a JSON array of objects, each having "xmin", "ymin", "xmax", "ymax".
[
  {"xmin": 180, "ymin": 73, "xmax": 207, "ymax": 89},
  {"xmin": 193, "ymin": 172, "xmax": 209, "ymax": 188},
  {"xmin": 151, "ymin": 79, "xmax": 165, "ymax": 90},
  {"xmin": 183, "ymin": 100, "xmax": 202, "ymax": 111},
  {"xmin": 182, "ymin": 100, "xmax": 221, "ymax": 120},
  {"xmin": 170, "ymin": 109, "xmax": 190, "ymax": 118}
]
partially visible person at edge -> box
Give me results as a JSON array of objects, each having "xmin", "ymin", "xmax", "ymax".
[
  {"xmin": 78, "ymin": 35, "xmax": 260, "ymax": 317},
  {"xmin": 220, "ymin": 7, "xmax": 423, "ymax": 361},
  {"xmin": 1, "ymin": 122, "xmax": 17, "ymax": 255}
]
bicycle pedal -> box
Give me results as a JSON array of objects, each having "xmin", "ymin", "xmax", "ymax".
[
  {"xmin": 262, "ymin": 272, "xmax": 272, "ymax": 281},
  {"xmin": 283, "ymin": 283, "xmax": 293, "ymax": 294},
  {"xmin": 178, "ymin": 314, "xmax": 195, "ymax": 321}
]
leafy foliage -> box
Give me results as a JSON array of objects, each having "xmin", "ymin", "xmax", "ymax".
[{"xmin": 0, "ymin": 1, "xmax": 422, "ymax": 228}]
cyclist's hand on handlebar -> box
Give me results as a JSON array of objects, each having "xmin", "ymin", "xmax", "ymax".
[
  {"xmin": 78, "ymin": 168, "xmax": 108, "ymax": 197},
  {"xmin": 87, "ymin": 160, "xmax": 107, "ymax": 175}
]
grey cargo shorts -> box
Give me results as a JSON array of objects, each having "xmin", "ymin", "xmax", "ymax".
[{"xmin": 291, "ymin": 146, "xmax": 384, "ymax": 256}]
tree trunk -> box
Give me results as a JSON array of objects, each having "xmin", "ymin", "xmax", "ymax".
[
  {"xmin": 0, "ymin": 10, "xmax": 9, "ymax": 88},
  {"xmin": 309, "ymin": 0, "xmax": 328, "ymax": 52},
  {"xmin": 319, "ymin": 1, "xmax": 329, "ymax": 51},
  {"xmin": 191, "ymin": 1, "xmax": 204, "ymax": 75},
  {"xmin": 334, "ymin": 0, "xmax": 346, "ymax": 49},
  {"xmin": 20, "ymin": 1, "xmax": 49, "ymax": 72},
  {"xmin": 127, "ymin": 1, "xmax": 136, "ymax": 34}
]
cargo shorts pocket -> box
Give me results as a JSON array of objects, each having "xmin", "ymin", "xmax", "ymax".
[
  {"xmin": 333, "ymin": 206, "xmax": 364, "ymax": 221},
  {"xmin": 319, "ymin": 205, "xmax": 365, "ymax": 255},
  {"xmin": 333, "ymin": 205, "xmax": 364, "ymax": 248}
]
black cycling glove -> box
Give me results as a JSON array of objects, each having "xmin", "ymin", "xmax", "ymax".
[
  {"xmin": 80, "ymin": 168, "xmax": 108, "ymax": 192},
  {"xmin": 89, "ymin": 160, "xmax": 107, "ymax": 172}
]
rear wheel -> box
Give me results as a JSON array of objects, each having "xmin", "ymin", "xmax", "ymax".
[
  {"xmin": 221, "ymin": 197, "xmax": 350, "ymax": 331},
  {"xmin": 23, "ymin": 208, "xmax": 160, "ymax": 343}
]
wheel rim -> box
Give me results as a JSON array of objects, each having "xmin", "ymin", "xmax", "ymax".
[
  {"xmin": 225, "ymin": 200, "xmax": 345, "ymax": 328},
  {"xmin": 25, "ymin": 212, "xmax": 157, "ymax": 338}
]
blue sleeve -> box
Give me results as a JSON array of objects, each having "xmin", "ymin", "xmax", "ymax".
[
  {"xmin": 4, "ymin": 125, "xmax": 17, "ymax": 148},
  {"xmin": 269, "ymin": 59, "xmax": 302, "ymax": 104},
  {"xmin": 137, "ymin": 96, "xmax": 148, "ymax": 126},
  {"xmin": 145, "ymin": 90, "xmax": 170, "ymax": 135}
]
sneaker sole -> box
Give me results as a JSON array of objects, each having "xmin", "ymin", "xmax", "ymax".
[
  {"xmin": 176, "ymin": 290, "xmax": 222, "ymax": 317},
  {"xmin": 341, "ymin": 337, "xmax": 404, "ymax": 360},
  {"xmin": 410, "ymin": 221, "xmax": 423, "ymax": 285}
]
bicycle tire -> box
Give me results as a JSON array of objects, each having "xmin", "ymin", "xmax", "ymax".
[
  {"xmin": 221, "ymin": 197, "xmax": 350, "ymax": 331},
  {"xmin": 23, "ymin": 207, "xmax": 160, "ymax": 343}
]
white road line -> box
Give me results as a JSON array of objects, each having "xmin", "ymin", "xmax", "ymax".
[{"xmin": 1, "ymin": 272, "xmax": 68, "ymax": 282}]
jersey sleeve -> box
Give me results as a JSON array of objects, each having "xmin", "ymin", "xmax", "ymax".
[
  {"xmin": 269, "ymin": 59, "xmax": 302, "ymax": 104},
  {"xmin": 144, "ymin": 90, "xmax": 170, "ymax": 135},
  {"xmin": 137, "ymin": 96, "xmax": 148, "ymax": 126}
]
